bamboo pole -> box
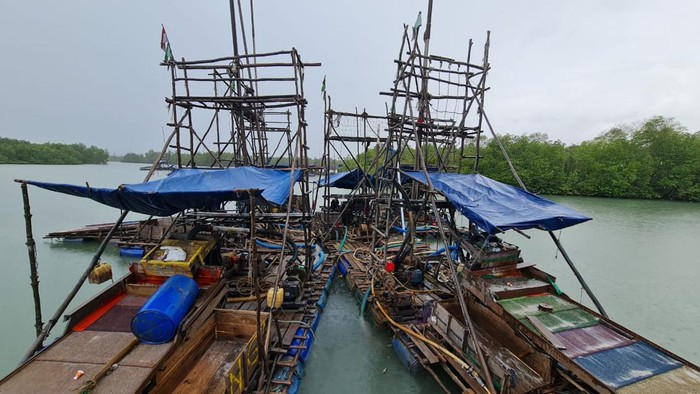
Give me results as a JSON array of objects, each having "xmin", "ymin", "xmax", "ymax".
[
  {"xmin": 479, "ymin": 106, "xmax": 608, "ymax": 318},
  {"xmin": 457, "ymin": 38, "xmax": 474, "ymax": 174},
  {"xmin": 394, "ymin": 3, "xmax": 497, "ymax": 387},
  {"xmin": 76, "ymin": 338, "xmax": 139, "ymax": 392},
  {"xmin": 20, "ymin": 210, "xmax": 129, "ymax": 362},
  {"xmin": 393, "ymin": 59, "xmax": 480, "ymax": 74},
  {"xmin": 17, "ymin": 144, "xmax": 166, "ymax": 361},
  {"xmin": 249, "ymin": 193, "xmax": 268, "ymax": 386},
  {"xmin": 173, "ymin": 50, "xmax": 293, "ymax": 65},
  {"xmin": 182, "ymin": 58, "xmax": 196, "ymax": 168},
  {"xmin": 472, "ymin": 31, "xmax": 490, "ymax": 172},
  {"xmin": 19, "ymin": 182, "xmax": 43, "ymax": 337},
  {"xmin": 178, "ymin": 62, "xmax": 321, "ymax": 70},
  {"xmin": 228, "ymin": 0, "xmax": 240, "ymax": 58}
]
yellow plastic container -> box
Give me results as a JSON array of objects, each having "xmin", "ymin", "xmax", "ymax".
[
  {"xmin": 266, "ymin": 287, "xmax": 284, "ymax": 309},
  {"xmin": 140, "ymin": 239, "xmax": 215, "ymax": 277},
  {"xmin": 88, "ymin": 262, "xmax": 113, "ymax": 284}
]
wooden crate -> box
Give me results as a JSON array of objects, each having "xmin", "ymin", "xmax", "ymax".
[
  {"xmin": 218, "ymin": 309, "xmax": 268, "ymax": 394},
  {"xmin": 154, "ymin": 308, "xmax": 268, "ymax": 394}
]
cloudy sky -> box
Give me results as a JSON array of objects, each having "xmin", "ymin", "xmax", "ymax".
[{"xmin": 1, "ymin": 1, "xmax": 698, "ymax": 156}]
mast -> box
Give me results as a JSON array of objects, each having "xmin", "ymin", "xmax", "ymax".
[{"xmin": 321, "ymin": 2, "xmax": 497, "ymax": 390}]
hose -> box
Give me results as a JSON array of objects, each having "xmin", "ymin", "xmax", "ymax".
[
  {"xmin": 370, "ymin": 275, "xmax": 490, "ymax": 392},
  {"xmin": 254, "ymin": 229, "xmax": 300, "ymax": 265},
  {"xmin": 359, "ymin": 285, "xmax": 371, "ymax": 317},
  {"xmin": 428, "ymin": 245, "xmax": 459, "ymax": 257},
  {"xmin": 312, "ymin": 249, "xmax": 327, "ymax": 272},
  {"xmin": 254, "ymin": 239, "xmax": 306, "ymax": 250},
  {"xmin": 338, "ymin": 226, "xmax": 349, "ymax": 252}
]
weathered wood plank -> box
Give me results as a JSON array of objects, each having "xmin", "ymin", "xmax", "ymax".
[
  {"xmin": 527, "ymin": 316, "xmax": 566, "ymax": 349},
  {"xmin": 172, "ymin": 339, "xmax": 246, "ymax": 394},
  {"xmin": 407, "ymin": 327, "xmax": 440, "ymax": 364}
]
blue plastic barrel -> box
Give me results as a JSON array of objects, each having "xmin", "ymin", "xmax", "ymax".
[
  {"xmin": 310, "ymin": 311, "xmax": 321, "ymax": 332},
  {"xmin": 392, "ymin": 337, "xmax": 422, "ymax": 373},
  {"xmin": 316, "ymin": 289, "xmax": 328, "ymax": 310},
  {"xmin": 300, "ymin": 331, "xmax": 315, "ymax": 363},
  {"xmin": 337, "ymin": 259, "xmax": 348, "ymax": 276},
  {"xmin": 131, "ymin": 275, "xmax": 199, "ymax": 344},
  {"xmin": 287, "ymin": 327, "xmax": 305, "ymax": 356},
  {"xmin": 119, "ymin": 247, "xmax": 144, "ymax": 258}
]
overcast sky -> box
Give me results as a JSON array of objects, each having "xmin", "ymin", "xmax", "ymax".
[{"xmin": 1, "ymin": 1, "xmax": 699, "ymax": 156}]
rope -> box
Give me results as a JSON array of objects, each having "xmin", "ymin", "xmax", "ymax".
[{"xmin": 232, "ymin": 276, "xmax": 274, "ymax": 296}]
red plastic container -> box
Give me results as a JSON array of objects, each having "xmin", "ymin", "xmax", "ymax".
[{"xmin": 386, "ymin": 261, "xmax": 395, "ymax": 272}]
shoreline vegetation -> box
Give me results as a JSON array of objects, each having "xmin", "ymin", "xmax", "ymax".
[
  {"xmin": 0, "ymin": 137, "xmax": 108, "ymax": 165},
  {"xmin": 107, "ymin": 152, "xmax": 331, "ymax": 169},
  {"xmin": 2, "ymin": 117, "xmax": 697, "ymax": 202},
  {"xmin": 347, "ymin": 116, "xmax": 700, "ymax": 202}
]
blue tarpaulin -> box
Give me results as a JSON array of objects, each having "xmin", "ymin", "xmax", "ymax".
[
  {"xmin": 403, "ymin": 171, "xmax": 591, "ymax": 233},
  {"xmin": 24, "ymin": 166, "xmax": 301, "ymax": 216},
  {"xmin": 318, "ymin": 169, "xmax": 365, "ymax": 189}
]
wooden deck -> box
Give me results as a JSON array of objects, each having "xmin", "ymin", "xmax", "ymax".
[
  {"xmin": 2, "ymin": 283, "xmax": 179, "ymax": 393},
  {"xmin": 3, "ymin": 241, "xmax": 335, "ymax": 394},
  {"xmin": 464, "ymin": 263, "xmax": 700, "ymax": 393},
  {"xmin": 0, "ymin": 299, "xmax": 173, "ymax": 394},
  {"xmin": 173, "ymin": 339, "xmax": 246, "ymax": 393}
]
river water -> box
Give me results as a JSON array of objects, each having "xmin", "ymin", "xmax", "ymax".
[{"xmin": 0, "ymin": 163, "xmax": 698, "ymax": 391}]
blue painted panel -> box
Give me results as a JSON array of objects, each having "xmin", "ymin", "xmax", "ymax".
[{"xmin": 574, "ymin": 342, "xmax": 682, "ymax": 389}]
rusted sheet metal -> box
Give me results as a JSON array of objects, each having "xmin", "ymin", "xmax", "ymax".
[
  {"xmin": 574, "ymin": 342, "xmax": 682, "ymax": 389},
  {"xmin": 554, "ymin": 324, "xmax": 633, "ymax": 359},
  {"xmin": 617, "ymin": 366, "xmax": 700, "ymax": 393},
  {"xmin": 498, "ymin": 294, "xmax": 577, "ymax": 320}
]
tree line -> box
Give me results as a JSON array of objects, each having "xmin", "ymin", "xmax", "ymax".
[
  {"xmin": 111, "ymin": 150, "xmax": 329, "ymax": 168},
  {"xmin": 0, "ymin": 137, "xmax": 109, "ymax": 164},
  {"xmin": 347, "ymin": 117, "xmax": 700, "ymax": 202}
]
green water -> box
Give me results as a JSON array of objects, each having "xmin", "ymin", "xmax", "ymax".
[{"xmin": 1, "ymin": 163, "xmax": 699, "ymax": 391}]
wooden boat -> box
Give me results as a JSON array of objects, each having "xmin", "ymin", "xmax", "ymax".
[
  {"xmin": 6, "ymin": 7, "xmax": 326, "ymax": 389},
  {"xmin": 0, "ymin": 269, "xmax": 220, "ymax": 393},
  {"xmin": 139, "ymin": 161, "xmax": 174, "ymax": 172},
  {"xmin": 0, "ymin": 267, "xmax": 270, "ymax": 393},
  {"xmin": 318, "ymin": 2, "xmax": 700, "ymax": 393},
  {"xmin": 5, "ymin": 190, "xmax": 333, "ymax": 393}
]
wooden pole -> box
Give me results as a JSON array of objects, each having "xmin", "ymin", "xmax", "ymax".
[
  {"xmin": 480, "ymin": 107, "xmax": 608, "ymax": 318},
  {"xmin": 249, "ymin": 193, "xmax": 268, "ymax": 386},
  {"xmin": 76, "ymin": 338, "xmax": 140, "ymax": 393},
  {"xmin": 228, "ymin": 0, "xmax": 239, "ymax": 57},
  {"xmin": 20, "ymin": 210, "xmax": 129, "ymax": 362},
  {"xmin": 19, "ymin": 183, "xmax": 43, "ymax": 337},
  {"xmin": 18, "ymin": 142, "xmax": 167, "ymax": 362},
  {"xmin": 549, "ymin": 232, "xmax": 608, "ymax": 317},
  {"xmin": 473, "ymin": 32, "xmax": 490, "ymax": 173}
]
